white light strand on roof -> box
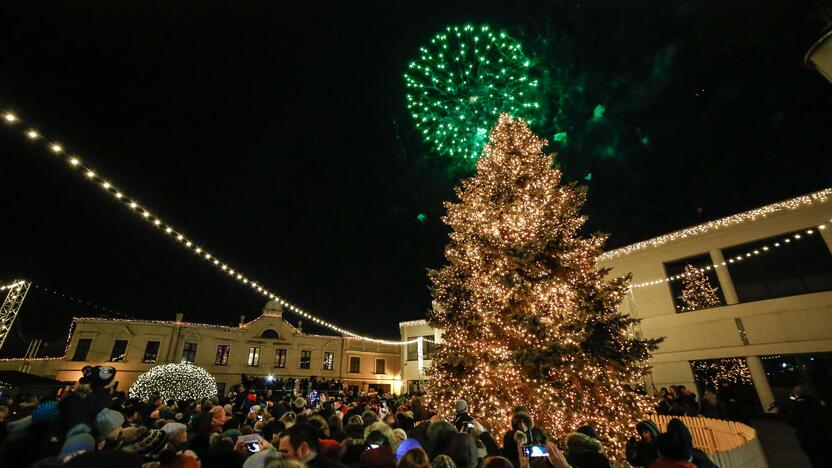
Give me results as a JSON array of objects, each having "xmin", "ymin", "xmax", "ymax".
[
  {"xmin": 629, "ymin": 224, "xmax": 828, "ymax": 289},
  {"xmin": 601, "ymin": 189, "xmax": 831, "ymax": 261},
  {"xmin": 1, "ymin": 108, "xmax": 420, "ymax": 345}
]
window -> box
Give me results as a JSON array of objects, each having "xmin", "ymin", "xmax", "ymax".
[
  {"xmin": 375, "ymin": 358, "xmax": 386, "ymax": 374},
  {"xmin": 723, "ymin": 229, "xmax": 832, "ymax": 303},
  {"xmin": 247, "ymin": 347, "xmax": 261, "ymax": 366},
  {"xmin": 72, "ymin": 338, "xmax": 92, "ymax": 361},
  {"xmin": 260, "ymin": 329, "xmax": 279, "ymax": 339},
  {"xmin": 323, "ymin": 352, "xmax": 334, "ymax": 370},
  {"xmin": 406, "ymin": 336, "xmax": 438, "ymax": 361},
  {"xmin": 182, "ymin": 342, "xmax": 198, "ymax": 363},
  {"xmin": 275, "ymin": 349, "xmax": 287, "ymax": 368},
  {"xmin": 215, "ymin": 345, "xmax": 231, "ymax": 366},
  {"xmin": 299, "ymin": 350, "xmax": 311, "ymax": 369},
  {"xmin": 663, "ymin": 254, "xmax": 726, "ymax": 312},
  {"xmin": 216, "ymin": 382, "xmax": 226, "ymax": 397},
  {"xmin": 143, "ymin": 341, "xmax": 160, "ymax": 363},
  {"xmin": 349, "ymin": 356, "xmax": 361, "ymax": 373},
  {"xmin": 110, "ymin": 340, "xmax": 128, "ymax": 362}
]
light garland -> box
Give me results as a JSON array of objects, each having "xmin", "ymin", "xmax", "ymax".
[
  {"xmin": 0, "ymin": 280, "xmax": 27, "ymax": 292},
  {"xmin": 629, "ymin": 223, "xmax": 828, "ymax": 289},
  {"xmin": 31, "ymin": 283, "xmax": 122, "ymax": 315},
  {"xmin": 1, "ymin": 108, "xmax": 420, "ymax": 345},
  {"xmin": 601, "ymin": 189, "xmax": 831, "ymax": 261},
  {"xmin": 128, "ymin": 362, "xmax": 218, "ymax": 401},
  {"xmin": 691, "ymin": 358, "xmax": 753, "ymax": 389}
]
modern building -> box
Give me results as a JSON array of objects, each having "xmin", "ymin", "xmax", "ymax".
[
  {"xmin": 0, "ymin": 300, "xmax": 403, "ymax": 395},
  {"xmin": 399, "ymin": 189, "xmax": 832, "ymax": 411},
  {"xmin": 398, "ymin": 319, "xmax": 442, "ymax": 393}
]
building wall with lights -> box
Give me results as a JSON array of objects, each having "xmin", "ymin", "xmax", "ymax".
[
  {"xmin": 398, "ymin": 190, "xmax": 832, "ymax": 410},
  {"xmin": 0, "ymin": 301, "xmax": 403, "ymax": 395},
  {"xmin": 603, "ymin": 192, "xmax": 832, "ymax": 411}
]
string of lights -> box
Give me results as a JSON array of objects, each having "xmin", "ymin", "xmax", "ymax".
[
  {"xmin": 31, "ymin": 283, "xmax": 123, "ymax": 316},
  {"xmin": 0, "ymin": 280, "xmax": 27, "ymax": 292},
  {"xmin": 629, "ymin": 223, "xmax": 828, "ymax": 289},
  {"xmin": 1, "ymin": 107, "xmax": 420, "ymax": 345},
  {"xmin": 601, "ymin": 188, "xmax": 831, "ymax": 261}
]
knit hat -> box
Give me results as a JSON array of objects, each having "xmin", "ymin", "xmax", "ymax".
[
  {"xmin": 162, "ymin": 422, "xmax": 188, "ymax": 443},
  {"xmin": 243, "ymin": 449, "xmax": 284, "ymax": 468},
  {"xmin": 454, "ymin": 399, "xmax": 468, "ymax": 414},
  {"xmin": 32, "ymin": 400, "xmax": 60, "ymax": 423},
  {"xmin": 60, "ymin": 433, "xmax": 96, "ymax": 461},
  {"xmin": 79, "ymin": 365, "xmax": 116, "ymax": 389},
  {"xmin": 221, "ymin": 428, "xmax": 242, "ymax": 441},
  {"xmin": 432, "ymin": 454, "xmax": 457, "ymax": 468},
  {"xmin": 130, "ymin": 428, "xmax": 168, "ymax": 459},
  {"xmin": 96, "ymin": 408, "xmax": 125, "ymax": 438},
  {"xmin": 394, "ymin": 438, "xmax": 422, "ymax": 462}
]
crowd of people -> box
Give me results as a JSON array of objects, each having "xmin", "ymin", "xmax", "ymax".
[
  {"xmin": 654, "ymin": 383, "xmax": 743, "ymax": 422},
  {"xmin": 0, "ymin": 365, "xmax": 729, "ymax": 468}
]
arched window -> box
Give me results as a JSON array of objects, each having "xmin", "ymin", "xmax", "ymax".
[{"xmin": 260, "ymin": 329, "xmax": 280, "ymax": 339}]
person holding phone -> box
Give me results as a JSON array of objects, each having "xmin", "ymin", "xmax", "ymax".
[{"xmin": 453, "ymin": 399, "xmax": 475, "ymax": 432}]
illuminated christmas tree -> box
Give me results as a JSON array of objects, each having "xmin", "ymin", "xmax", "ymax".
[
  {"xmin": 426, "ymin": 114, "xmax": 660, "ymax": 454},
  {"xmin": 679, "ymin": 264, "xmax": 720, "ymax": 311},
  {"xmin": 128, "ymin": 363, "xmax": 217, "ymax": 401}
]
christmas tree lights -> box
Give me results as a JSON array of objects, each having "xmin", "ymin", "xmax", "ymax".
[
  {"xmin": 404, "ymin": 24, "xmax": 541, "ymax": 164},
  {"xmin": 691, "ymin": 358, "xmax": 753, "ymax": 389},
  {"xmin": 678, "ymin": 264, "xmax": 721, "ymax": 311},
  {"xmin": 128, "ymin": 362, "xmax": 217, "ymax": 401},
  {"xmin": 427, "ymin": 114, "xmax": 661, "ymax": 455}
]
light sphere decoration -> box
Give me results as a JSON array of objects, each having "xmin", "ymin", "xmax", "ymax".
[
  {"xmin": 404, "ymin": 24, "xmax": 541, "ymax": 163},
  {"xmin": 128, "ymin": 362, "xmax": 217, "ymax": 401}
]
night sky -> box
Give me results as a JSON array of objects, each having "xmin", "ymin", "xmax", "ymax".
[{"xmin": 1, "ymin": 1, "xmax": 830, "ymax": 356}]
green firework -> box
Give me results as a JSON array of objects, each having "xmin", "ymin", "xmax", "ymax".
[{"xmin": 404, "ymin": 24, "xmax": 541, "ymax": 163}]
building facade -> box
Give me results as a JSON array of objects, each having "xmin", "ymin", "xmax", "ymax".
[
  {"xmin": 0, "ymin": 301, "xmax": 402, "ymax": 395},
  {"xmin": 399, "ymin": 189, "xmax": 832, "ymax": 411},
  {"xmin": 398, "ymin": 320, "xmax": 442, "ymax": 393}
]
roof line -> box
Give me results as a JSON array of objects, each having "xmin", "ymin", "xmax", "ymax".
[{"xmin": 599, "ymin": 188, "xmax": 831, "ymax": 261}]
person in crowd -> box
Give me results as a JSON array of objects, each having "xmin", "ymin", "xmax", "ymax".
[
  {"xmin": 781, "ymin": 385, "xmax": 829, "ymax": 468},
  {"xmin": 651, "ymin": 430, "xmax": 696, "ymax": 468},
  {"xmin": 452, "ymin": 400, "xmax": 474, "ymax": 432},
  {"xmin": 564, "ymin": 425, "xmax": 610, "ymax": 468},
  {"xmin": 398, "ymin": 446, "xmax": 431, "ymax": 468},
  {"xmin": 279, "ymin": 422, "xmax": 348, "ymax": 468},
  {"xmin": 501, "ymin": 407, "xmax": 546, "ymax": 468},
  {"xmin": 625, "ymin": 420, "xmax": 660, "ymax": 467},
  {"xmin": 677, "ymin": 387, "xmax": 699, "ymax": 417},
  {"xmin": 446, "ymin": 433, "xmax": 478, "ymax": 468},
  {"xmin": 665, "ymin": 418, "xmax": 717, "ymax": 468},
  {"xmin": 698, "ymin": 389, "xmax": 726, "ymax": 420}
]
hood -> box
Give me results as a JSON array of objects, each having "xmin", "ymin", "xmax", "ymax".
[
  {"xmin": 566, "ymin": 431, "xmax": 604, "ymax": 456},
  {"xmin": 636, "ymin": 420, "xmax": 660, "ymax": 440}
]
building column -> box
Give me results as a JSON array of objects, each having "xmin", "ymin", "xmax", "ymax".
[
  {"xmin": 709, "ymin": 250, "xmax": 739, "ymax": 304},
  {"xmin": 746, "ymin": 356, "xmax": 776, "ymax": 413},
  {"xmin": 820, "ymin": 225, "xmax": 832, "ymax": 255}
]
